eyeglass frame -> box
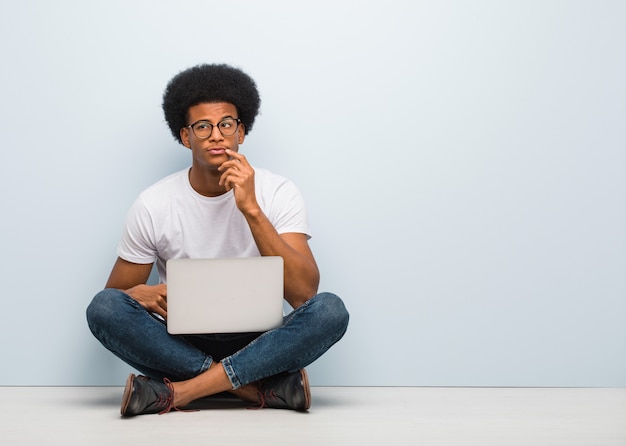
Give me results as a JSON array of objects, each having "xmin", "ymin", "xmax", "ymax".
[{"xmin": 185, "ymin": 117, "xmax": 242, "ymax": 139}]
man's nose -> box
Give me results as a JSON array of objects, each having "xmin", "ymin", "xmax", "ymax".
[{"xmin": 208, "ymin": 125, "xmax": 224, "ymax": 141}]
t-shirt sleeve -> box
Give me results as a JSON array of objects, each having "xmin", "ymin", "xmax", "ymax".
[
  {"xmin": 269, "ymin": 180, "xmax": 312, "ymax": 239},
  {"xmin": 117, "ymin": 196, "xmax": 158, "ymax": 264}
]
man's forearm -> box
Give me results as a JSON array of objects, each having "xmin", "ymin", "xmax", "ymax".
[{"xmin": 243, "ymin": 209, "xmax": 319, "ymax": 308}]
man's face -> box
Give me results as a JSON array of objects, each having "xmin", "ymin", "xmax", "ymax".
[{"xmin": 180, "ymin": 102, "xmax": 245, "ymax": 171}]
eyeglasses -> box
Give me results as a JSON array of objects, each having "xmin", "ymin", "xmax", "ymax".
[{"xmin": 186, "ymin": 118, "xmax": 241, "ymax": 139}]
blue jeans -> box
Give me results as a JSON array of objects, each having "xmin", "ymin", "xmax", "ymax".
[{"xmin": 86, "ymin": 289, "xmax": 349, "ymax": 389}]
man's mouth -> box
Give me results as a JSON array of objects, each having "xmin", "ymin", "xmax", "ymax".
[{"xmin": 207, "ymin": 147, "xmax": 227, "ymax": 155}]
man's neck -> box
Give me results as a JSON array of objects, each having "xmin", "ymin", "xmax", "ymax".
[{"xmin": 188, "ymin": 166, "xmax": 228, "ymax": 197}]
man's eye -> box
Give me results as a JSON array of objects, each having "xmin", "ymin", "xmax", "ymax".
[
  {"xmin": 220, "ymin": 121, "xmax": 233, "ymax": 129},
  {"xmin": 196, "ymin": 123, "xmax": 211, "ymax": 130}
]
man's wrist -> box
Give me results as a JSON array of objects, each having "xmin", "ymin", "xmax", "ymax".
[{"xmin": 242, "ymin": 206, "xmax": 263, "ymax": 220}]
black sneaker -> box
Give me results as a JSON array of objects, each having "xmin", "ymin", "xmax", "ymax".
[
  {"xmin": 120, "ymin": 374, "xmax": 176, "ymax": 416},
  {"xmin": 258, "ymin": 369, "xmax": 311, "ymax": 411}
]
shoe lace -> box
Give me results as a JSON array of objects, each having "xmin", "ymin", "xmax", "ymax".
[
  {"xmin": 156, "ymin": 378, "xmax": 177, "ymax": 415},
  {"xmin": 157, "ymin": 378, "xmax": 200, "ymax": 415},
  {"xmin": 249, "ymin": 388, "xmax": 280, "ymax": 410}
]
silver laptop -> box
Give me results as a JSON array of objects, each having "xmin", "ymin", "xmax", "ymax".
[{"xmin": 166, "ymin": 256, "xmax": 284, "ymax": 335}]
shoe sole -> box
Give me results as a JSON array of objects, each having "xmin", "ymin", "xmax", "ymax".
[
  {"xmin": 120, "ymin": 373, "xmax": 136, "ymax": 416},
  {"xmin": 300, "ymin": 369, "xmax": 311, "ymax": 411}
]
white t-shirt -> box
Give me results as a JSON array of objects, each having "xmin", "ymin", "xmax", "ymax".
[{"xmin": 117, "ymin": 167, "xmax": 311, "ymax": 282}]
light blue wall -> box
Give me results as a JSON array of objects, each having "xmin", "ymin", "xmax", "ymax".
[{"xmin": 0, "ymin": 0, "xmax": 624, "ymax": 386}]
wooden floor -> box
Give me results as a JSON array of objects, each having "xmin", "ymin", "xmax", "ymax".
[{"xmin": 1, "ymin": 387, "xmax": 624, "ymax": 445}]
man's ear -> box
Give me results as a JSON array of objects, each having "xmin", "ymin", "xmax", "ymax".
[
  {"xmin": 180, "ymin": 127, "xmax": 191, "ymax": 148},
  {"xmin": 238, "ymin": 123, "xmax": 246, "ymax": 144}
]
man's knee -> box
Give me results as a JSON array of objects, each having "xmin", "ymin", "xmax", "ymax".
[
  {"xmin": 86, "ymin": 288, "xmax": 126, "ymax": 335},
  {"xmin": 314, "ymin": 292, "xmax": 349, "ymax": 338}
]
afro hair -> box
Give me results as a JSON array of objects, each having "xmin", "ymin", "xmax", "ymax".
[{"xmin": 162, "ymin": 64, "xmax": 261, "ymax": 143}]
